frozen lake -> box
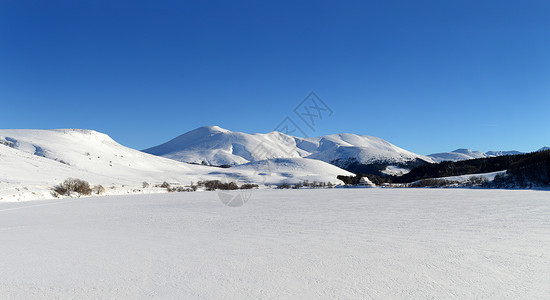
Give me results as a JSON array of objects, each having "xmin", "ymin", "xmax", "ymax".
[{"xmin": 1, "ymin": 188, "xmax": 549, "ymax": 299}]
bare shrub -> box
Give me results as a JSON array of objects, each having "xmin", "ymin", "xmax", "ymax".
[
  {"xmin": 92, "ymin": 185, "xmax": 105, "ymax": 195},
  {"xmin": 240, "ymin": 183, "xmax": 259, "ymax": 189},
  {"xmin": 292, "ymin": 182, "xmax": 303, "ymax": 189},
  {"xmin": 53, "ymin": 178, "xmax": 92, "ymax": 196},
  {"xmin": 278, "ymin": 183, "xmax": 292, "ymax": 189},
  {"xmin": 199, "ymin": 180, "xmax": 239, "ymax": 191},
  {"xmin": 142, "ymin": 181, "xmax": 150, "ymax": 188}
]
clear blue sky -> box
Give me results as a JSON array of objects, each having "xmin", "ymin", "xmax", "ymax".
[{"xmin": 1, "ymin": 0, "xmax": 549, "ymax": 154}]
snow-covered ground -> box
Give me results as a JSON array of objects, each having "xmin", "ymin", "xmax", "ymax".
[
  {"xmin": 438, "ymin": 170, "xmax": 507, "ymax": 183},
  {"xmin": 381, "ymin": 165, "xmax": 410, "ymax": 176},
  {"xmin": 1, "ymin": 188, "xmax": 548, "ymax": 299}
]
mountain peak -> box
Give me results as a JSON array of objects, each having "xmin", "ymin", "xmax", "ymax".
[
  {"xmin": 194, "ymin": 125, "xmax": 230, "ymax": 133},
  {"xmin": 452, "ymin": 148, "xmax": 474, "ymax": 154}
]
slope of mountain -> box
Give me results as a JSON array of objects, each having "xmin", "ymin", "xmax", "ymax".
[
  {"xmin": 429, "ymin": 148, "xmax": 524, "ymax": 163},
  {"xmin": 229, "ymin": 158, "xmax": 352, "ymax": 185},
  {"xmin": 143, "ymin": 126, "xmax": 434, "ymax": 173},
  {"xmin": 0, "ymin": 129, "xmax": 352, "ymax": 201}
]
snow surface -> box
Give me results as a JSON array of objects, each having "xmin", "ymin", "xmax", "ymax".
[
  {"xmin": 143, "ymin": 126, "xmax": 434, "ymax": 166},
  {"xmin": 0, "ymin": 188, "xmax": 549, "ymax": 298},
  {"xmin": 381, "ymin": 165, "xmax": 410, "ymax": 176},
  {"xmin": 0, "ymin": 129, "xmax": 352, "ymax": 201}
]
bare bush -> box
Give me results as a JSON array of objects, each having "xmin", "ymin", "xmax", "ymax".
[
  {"xmin": 198, "ymin": 180, "xmax": 239, "ymax": 191},
  {"xmin": 240, "ymin": 183, "xmax": 259, "ymax": 189},
  {"xmin": 92, "ymin": 185, "xmax": 105, "ymax": 195},
  {"xmin": 278, "ymin": 183, "xmax": 292, "ymax": 189},
  {"xmin": 142, "ymin": 181, "xmax": 150, "ymax": 188},
  {"xmin": 53, "ymin": 178, "xmax": 92, "ymax": 196}
]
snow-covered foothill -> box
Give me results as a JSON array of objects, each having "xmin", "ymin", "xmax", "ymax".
[{"xmin": 0, "ymin": 129, "xmax": 352, "ymax": 202}]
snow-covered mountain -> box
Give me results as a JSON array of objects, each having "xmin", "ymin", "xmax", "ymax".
[
  {"xmin": 143, "ymin": 126, "xmax": 434, "ymax": 173},
  {"xmin": 0, "ymin": 129, "xmax": 352, "ymax": 201},
  {"xmin": 428, "ymin": 148, "xmax": 524, "ymax": 163},
  {"xmin": 485, "ymin": 150, "xmax": 524, "ymax": 157},
  {"xmin": 144, "ymin": 126, "xmax": 307, "ymax": 165}
]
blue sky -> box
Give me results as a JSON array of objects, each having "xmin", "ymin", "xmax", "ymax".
[{"xmin": 1, "ymin": 0, "xmax": 549, "ymax": 154}]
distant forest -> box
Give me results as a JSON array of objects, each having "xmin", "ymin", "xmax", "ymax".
[{"xmin": 341, "ymin": 150, "xmax": 550, "ymax": 188}]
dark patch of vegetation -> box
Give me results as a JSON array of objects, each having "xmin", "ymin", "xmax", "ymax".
[
  {"xmin": 167, "ymin": 186, "xmax": 197, "ymax": 192},
  {"xmin": 337, "ymin": 175, "xmax": 361, "ymax": 185},
  {"xmin": 339, "ymin": 151, "xmax": 550, "ymax": 188},
  {"xmin": 240, "ymin": 183, "xmax": 259, "ymax": 189},
  {"xmin": 197, "ymin": 180, "xmax": 239, "ymax": 191},
  {"xmin": 279, "ymin": 180, "xmax": 333, "ymax": 189},
  {"xmin": 394, "ymin": 153, "xmax": 534, "ymax": 183},
  {"xmin": 492, "ymin": 150, "xmax": 550, "ymax": 188},
  {"xmin": 53, "ymin": 178, "xmax": 92, "ymax": 196},
  {"xmin": 278, "ymin": 183, "xmax": 292, "ymax": 189}
]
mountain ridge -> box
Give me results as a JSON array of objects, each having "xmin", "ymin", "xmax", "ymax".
[
  {"xmin": 142, "ymin": 126, "xmax": 435, "ymax": 174},
  {"xmin": 428, "ymin": 148, "xmax": 525, "ymax": 163}
]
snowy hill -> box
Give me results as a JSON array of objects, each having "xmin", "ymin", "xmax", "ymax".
[
  {"xmin": 0, "ymin": 129, "xmax": 352, "ymax": 201},
  {"xmin": 144, "ymin": 126, "xmax": 307, "ymax": 165},
  {"xmin": 428, "ymin": 148, "xmax": 524, "ymax": 162},
  {"xmin": 143, "ymin": 126, "xmax": 434, "ymax": 172},
  {"xmin": 230, "ymin": 158, "xmax": 352, "ymax": 185}
]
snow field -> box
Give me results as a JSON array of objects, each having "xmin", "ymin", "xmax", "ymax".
[{"xmin": 0, "ymin": 188, "xmax": 548, "ymax": 299}]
